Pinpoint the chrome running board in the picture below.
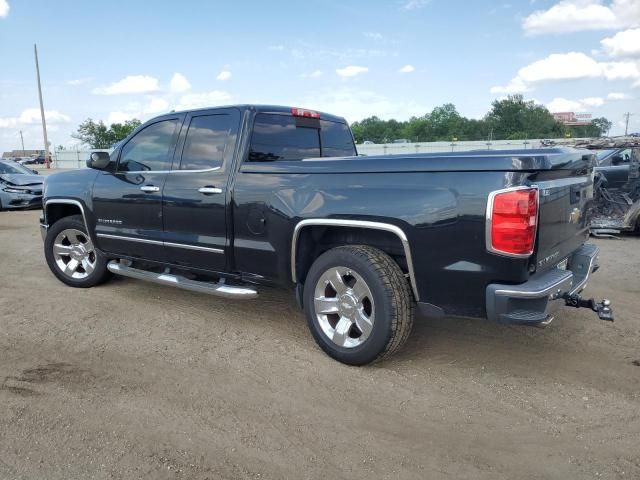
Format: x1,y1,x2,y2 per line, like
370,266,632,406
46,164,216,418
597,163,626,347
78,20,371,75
107,261,258,299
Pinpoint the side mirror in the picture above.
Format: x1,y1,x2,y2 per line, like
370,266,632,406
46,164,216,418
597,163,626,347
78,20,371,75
86,151,111,170
31,169,39,175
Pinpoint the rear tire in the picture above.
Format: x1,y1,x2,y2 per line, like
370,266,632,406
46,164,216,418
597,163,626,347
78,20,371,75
303,245,414,365
44,214,111,288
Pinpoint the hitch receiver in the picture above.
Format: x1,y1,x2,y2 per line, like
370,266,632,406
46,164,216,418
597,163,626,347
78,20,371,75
563,293,614,322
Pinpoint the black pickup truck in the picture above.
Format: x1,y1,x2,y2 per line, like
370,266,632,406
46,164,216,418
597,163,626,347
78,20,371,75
40,105,612,365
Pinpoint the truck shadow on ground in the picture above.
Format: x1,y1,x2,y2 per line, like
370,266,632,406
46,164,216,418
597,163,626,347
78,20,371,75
103,274,631,384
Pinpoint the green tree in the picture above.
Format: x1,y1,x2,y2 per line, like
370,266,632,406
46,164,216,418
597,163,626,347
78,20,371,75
591,117,612,137
485,95,564,140
429,104,465,140
565,117,612,138
350,116,387,143
72,118,141,148
404,115,432,141
349,96,611,144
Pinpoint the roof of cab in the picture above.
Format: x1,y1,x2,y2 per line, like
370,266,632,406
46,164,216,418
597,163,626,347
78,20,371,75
167,104,348,124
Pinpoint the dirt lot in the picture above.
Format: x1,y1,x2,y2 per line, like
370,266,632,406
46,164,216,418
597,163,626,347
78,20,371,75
1,209,639,480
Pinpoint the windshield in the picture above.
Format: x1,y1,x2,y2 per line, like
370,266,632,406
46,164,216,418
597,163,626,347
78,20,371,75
0,161,34,175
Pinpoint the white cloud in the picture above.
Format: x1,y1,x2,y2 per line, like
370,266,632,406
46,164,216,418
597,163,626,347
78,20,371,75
0,0,9,18
300,87,427,122
399,64,415,73
402,0,430,10
268,45,285,51
0,108,70,128
176,90,231,110
336,65,369,78
92,75,160,95
519,52,602,82
546,96,605,112
491,52,640,94
523,1,618,35
581,96,605,107
522,0,640,35
302,70,323,78
601,61,640,79
547,97,584,112
216,70,232,81
169,73,191,93
145,97,169,114
19,109,70,124
490,78,529,94
103,96,169,125
607,91,633,99
66,77,93,86
601,28,640,58
107,111,137,124
0,117,17,128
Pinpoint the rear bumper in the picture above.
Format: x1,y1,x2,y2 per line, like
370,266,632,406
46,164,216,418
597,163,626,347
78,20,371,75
486,244,599,325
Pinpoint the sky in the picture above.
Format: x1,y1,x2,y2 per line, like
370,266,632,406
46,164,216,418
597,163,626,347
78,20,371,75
0,0,639,153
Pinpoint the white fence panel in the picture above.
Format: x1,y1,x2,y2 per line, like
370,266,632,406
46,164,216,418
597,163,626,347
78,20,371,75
356,139,545,156
53,149,111,169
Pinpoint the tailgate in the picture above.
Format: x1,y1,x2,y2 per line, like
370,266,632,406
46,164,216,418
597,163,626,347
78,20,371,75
533,153,595,273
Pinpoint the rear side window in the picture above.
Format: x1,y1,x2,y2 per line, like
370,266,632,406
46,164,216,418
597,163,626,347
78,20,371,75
248,113,355,162
321,121,356,158
118,119,178,172
180,114,233,170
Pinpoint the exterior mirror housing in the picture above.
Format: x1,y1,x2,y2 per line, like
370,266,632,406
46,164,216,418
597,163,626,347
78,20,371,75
87,151,111,170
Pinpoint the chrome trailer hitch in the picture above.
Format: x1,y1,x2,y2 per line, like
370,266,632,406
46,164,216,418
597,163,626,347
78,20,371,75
563,293,614,322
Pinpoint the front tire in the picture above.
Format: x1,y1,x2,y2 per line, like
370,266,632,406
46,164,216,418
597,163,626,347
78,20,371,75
44,214,111,288
303,245,414,365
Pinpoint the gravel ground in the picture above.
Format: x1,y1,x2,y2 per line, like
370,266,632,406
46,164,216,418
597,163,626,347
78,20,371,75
1,209,639,480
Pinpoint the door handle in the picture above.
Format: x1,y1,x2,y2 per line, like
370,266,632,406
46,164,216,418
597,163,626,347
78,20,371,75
198,186,223,195
140,185,160,193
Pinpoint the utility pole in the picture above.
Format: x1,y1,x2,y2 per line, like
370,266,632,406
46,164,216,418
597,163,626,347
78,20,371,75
34,44,50,168
623,112,633,136
19,130,25,156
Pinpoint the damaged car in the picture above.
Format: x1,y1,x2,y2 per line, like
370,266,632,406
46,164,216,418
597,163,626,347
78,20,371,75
547,137,640,236
0,160,44,211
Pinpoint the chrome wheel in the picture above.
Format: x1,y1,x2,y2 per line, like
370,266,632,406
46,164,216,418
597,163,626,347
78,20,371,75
313,266,375,348
52,228,96,279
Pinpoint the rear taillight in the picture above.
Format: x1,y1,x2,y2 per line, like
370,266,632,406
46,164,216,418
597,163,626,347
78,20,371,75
291,107,320,119
486,187,539,257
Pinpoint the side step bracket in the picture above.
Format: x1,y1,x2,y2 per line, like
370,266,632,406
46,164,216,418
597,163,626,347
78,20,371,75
107,261,258,299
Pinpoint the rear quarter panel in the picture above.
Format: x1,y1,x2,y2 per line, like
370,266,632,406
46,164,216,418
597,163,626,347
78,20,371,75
232,167,532,317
